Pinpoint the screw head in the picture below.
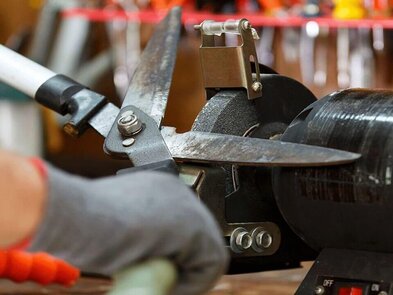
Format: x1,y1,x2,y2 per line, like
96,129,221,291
314,286,325,295
230,228,253,253
120,114,134,124
122,137,135,147
251,227,275,253
256,231,273,249
252,81,262,92
117,111,143,136
235,231,253,250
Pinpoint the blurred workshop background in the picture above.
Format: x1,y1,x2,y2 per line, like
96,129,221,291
0,1,392,293
0,0,208,177
1,0,393,177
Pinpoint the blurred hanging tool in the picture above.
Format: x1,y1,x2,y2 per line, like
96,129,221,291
304,0,328,87
74,50,113,87
282,28,300,63
282,25,300,64
255,0,283,68
333,0,365,89
373,25,385,52
32,0,112,87
367,0,389,53
299,0,321,85
350,27,375,87
370,0,390,87
300,21,319,85
106,0,142,100
29,0,77,65
281,0,302,64
350,0,374,88
333,0,371,88
336,27,350,88
47,0,94,76
313,25,328,87
257,26,275,67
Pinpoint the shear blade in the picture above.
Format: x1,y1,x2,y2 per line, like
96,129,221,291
121,6,182,127
88,7,182,138
88,102,120,138
161,128,361,167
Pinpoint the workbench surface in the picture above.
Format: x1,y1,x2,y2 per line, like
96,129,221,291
0,263,310,294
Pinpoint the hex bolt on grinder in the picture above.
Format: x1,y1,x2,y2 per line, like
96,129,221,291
1,7,393,295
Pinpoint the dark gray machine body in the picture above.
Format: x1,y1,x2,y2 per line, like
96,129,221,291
193,74,319,272
197,84,393,292
274,89,393,252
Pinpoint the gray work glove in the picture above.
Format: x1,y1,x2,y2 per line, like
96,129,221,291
29,164,228,295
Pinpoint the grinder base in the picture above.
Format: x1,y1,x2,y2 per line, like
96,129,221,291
297,248,393,295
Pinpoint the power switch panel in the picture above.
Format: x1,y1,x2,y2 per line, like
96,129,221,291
313,276,390,295
296,249,393,295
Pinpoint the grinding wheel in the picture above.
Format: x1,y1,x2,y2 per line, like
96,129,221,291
192,74,318,273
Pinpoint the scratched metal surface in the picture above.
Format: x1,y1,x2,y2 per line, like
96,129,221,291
121,7,182,127
161,127,360,167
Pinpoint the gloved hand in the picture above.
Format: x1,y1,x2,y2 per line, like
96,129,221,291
29,164,228,295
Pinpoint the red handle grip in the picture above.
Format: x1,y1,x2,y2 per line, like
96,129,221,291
0,250,80,286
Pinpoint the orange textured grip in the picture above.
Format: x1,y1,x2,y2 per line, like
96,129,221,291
0,250,80,286
30,253,58,285
4,251,33,282
54,259,80,286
